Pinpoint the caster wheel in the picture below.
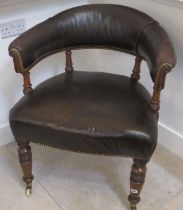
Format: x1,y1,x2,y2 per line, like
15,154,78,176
25,187,32,197
131,205,137,210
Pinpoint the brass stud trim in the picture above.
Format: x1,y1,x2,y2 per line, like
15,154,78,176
160,62,173,69
15,138,150,160
9,48,25,73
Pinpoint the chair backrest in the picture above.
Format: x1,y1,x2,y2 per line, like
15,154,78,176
9,4,176,82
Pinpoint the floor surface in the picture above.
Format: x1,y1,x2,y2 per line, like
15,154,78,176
0,142,182,210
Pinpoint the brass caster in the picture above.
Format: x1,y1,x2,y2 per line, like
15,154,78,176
25,182,32,197
130,204,137,210
25,187,32,197
23,177,33,197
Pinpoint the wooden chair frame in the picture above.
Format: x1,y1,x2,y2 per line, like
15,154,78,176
12,49,173,209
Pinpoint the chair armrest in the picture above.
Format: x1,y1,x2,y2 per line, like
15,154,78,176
137,22,176,113
137,22,176,82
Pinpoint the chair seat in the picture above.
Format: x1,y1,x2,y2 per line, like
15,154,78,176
10,71,157,159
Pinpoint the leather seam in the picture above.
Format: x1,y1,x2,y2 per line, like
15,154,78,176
9,45,138,72
10,41,173,76
15,138,150,160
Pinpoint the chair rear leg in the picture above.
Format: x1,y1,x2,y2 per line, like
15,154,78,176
17,141,34,197
128,159,148,210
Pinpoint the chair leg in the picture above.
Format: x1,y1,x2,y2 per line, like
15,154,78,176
17,141,34,197
128,159,148,210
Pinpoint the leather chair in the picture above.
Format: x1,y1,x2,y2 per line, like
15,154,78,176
8,4,176,210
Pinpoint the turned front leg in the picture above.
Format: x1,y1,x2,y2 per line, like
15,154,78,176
17,141,34,196
128,159,148,210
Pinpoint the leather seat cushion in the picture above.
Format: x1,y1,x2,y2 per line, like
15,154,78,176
10,71,158,159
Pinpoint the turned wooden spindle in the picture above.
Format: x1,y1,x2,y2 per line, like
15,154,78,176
17,141,34,196
22,72,33,95
128,159,148,210
150,63,172,114
65,50,74,73
150,70,163,113
131,57,142,81
151,91,161,114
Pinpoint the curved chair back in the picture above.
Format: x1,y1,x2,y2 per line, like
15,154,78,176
9,4,176,81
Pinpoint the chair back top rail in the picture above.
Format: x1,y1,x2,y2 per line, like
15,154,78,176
9,4,176,82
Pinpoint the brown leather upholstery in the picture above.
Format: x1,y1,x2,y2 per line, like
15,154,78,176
9,4,176,82
8,4,177,207
10,72,157,159
8,4,176,159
